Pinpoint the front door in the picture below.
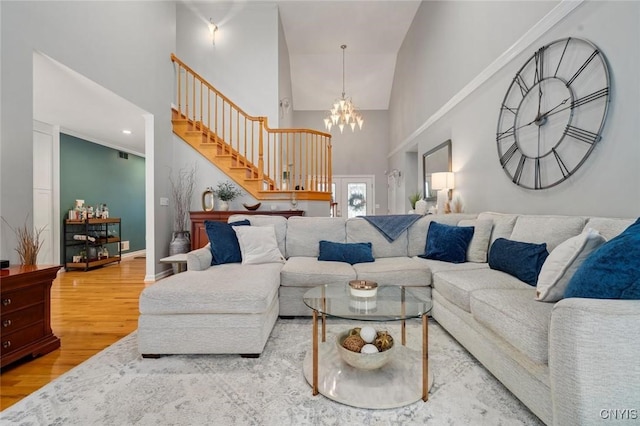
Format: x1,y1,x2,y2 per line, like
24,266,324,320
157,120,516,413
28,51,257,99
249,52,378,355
331,175,374,218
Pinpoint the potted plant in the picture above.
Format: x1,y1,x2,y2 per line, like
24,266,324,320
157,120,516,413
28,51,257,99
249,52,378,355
408,191,428,215
408,191,422,211
214,180,243,211
168,164,196,268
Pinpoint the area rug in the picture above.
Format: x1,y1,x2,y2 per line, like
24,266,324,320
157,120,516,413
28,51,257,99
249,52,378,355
1,319,542,425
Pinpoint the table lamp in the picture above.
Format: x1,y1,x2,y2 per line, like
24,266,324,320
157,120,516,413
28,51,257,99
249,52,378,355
431,172,455,215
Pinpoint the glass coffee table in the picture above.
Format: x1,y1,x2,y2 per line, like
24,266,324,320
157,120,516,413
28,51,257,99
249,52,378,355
302,283,433,409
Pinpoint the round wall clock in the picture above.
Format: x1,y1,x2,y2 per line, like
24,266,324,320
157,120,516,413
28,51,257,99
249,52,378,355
496,37,610,189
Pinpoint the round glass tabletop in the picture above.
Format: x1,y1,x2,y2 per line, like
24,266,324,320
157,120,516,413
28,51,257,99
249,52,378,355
303,283,432,322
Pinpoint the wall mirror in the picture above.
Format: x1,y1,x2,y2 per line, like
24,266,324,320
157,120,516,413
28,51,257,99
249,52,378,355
423,140,452,201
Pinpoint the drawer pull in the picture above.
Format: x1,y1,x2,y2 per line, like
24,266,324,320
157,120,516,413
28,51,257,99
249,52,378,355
2,319,11,327
2,298,11,306
2,341,10,349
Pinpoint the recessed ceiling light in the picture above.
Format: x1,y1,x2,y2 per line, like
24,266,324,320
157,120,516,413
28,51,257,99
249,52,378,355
122,129,132,135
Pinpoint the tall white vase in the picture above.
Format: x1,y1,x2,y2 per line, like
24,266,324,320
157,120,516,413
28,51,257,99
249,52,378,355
218,200,229,211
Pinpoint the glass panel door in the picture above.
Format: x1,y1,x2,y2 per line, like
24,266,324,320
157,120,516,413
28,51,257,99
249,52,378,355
332,175,374,217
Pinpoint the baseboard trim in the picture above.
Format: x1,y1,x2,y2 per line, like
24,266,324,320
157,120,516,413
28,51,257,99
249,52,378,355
144,267,172,283
121,249,145,260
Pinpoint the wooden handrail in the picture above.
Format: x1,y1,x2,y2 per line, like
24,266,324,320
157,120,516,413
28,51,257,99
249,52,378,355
171,53,261,121
171,53,332,198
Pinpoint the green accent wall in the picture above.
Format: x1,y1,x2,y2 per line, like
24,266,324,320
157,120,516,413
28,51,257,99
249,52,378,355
60,134,145,262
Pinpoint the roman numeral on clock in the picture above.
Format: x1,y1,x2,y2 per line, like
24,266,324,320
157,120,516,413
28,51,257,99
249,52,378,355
514,74,529,97
564,125,600,144
552,148,570,178
500,142,519,166
533,47,545,85
567,50,598,87
512,155,526,184
571,87,609,109
534,158,541,189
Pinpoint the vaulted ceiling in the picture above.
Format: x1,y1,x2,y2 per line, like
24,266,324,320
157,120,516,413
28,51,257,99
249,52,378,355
33,1,421,154
278,0,421,111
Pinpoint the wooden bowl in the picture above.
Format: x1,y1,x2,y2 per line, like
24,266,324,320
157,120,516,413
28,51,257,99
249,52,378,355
242,202,261,211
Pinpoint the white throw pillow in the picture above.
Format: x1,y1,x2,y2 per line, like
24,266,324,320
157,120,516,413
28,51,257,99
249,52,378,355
536,228,606,302
233,225,285,265
458,219,493,263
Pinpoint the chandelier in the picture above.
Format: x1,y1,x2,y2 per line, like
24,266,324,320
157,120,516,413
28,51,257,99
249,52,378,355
324,44,364,133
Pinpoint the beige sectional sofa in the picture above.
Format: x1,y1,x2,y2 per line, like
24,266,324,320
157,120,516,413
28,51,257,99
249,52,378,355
138,212,640,425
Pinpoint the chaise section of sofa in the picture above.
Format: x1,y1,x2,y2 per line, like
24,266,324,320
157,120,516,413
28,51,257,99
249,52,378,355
138,215,288,357
138,264,281,356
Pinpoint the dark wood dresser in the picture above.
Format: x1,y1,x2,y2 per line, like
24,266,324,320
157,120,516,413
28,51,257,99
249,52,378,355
0,265,61,368
190,210,305,250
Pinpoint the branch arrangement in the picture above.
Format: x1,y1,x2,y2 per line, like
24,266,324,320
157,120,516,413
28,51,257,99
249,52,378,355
2,215,45,265
169,164,197,232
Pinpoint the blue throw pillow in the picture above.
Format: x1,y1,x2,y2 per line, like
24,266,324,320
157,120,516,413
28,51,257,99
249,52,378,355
318,240,374,265
419,222,474,264
488,238,549,286
204,219,251,265
564,218,640,299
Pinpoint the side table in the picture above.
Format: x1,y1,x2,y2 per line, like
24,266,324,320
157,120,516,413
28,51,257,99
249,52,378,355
160,253,188,273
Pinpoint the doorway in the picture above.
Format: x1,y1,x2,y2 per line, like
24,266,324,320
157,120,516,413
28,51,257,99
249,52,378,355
331,175,375,218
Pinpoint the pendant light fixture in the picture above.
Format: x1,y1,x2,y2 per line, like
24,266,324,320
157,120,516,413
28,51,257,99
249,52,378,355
324,44,364,133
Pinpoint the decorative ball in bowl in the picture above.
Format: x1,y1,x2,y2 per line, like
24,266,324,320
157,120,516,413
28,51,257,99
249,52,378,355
336,327,395,370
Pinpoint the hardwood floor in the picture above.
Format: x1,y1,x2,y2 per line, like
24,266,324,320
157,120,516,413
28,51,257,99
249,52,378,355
1,258,151,410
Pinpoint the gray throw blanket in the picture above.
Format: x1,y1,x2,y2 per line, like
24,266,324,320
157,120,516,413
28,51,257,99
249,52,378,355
361,214,422,242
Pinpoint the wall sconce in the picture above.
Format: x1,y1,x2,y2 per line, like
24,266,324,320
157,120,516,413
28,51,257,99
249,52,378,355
431,172,455,214
279,98,291,118
208,18,218,45
385,169,402,187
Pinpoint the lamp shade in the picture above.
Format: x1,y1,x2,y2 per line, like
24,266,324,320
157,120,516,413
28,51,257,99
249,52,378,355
431,172,455,190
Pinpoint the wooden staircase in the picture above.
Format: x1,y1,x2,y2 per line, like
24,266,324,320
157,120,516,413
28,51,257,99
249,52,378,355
171,54,332,201
172,108,277,196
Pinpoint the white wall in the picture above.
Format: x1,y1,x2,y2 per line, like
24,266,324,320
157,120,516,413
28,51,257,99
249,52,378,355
277,12,294,129
390,1,640,218
176,2,280,127
293,110,390,215
390,1,558,148
0,1,176,272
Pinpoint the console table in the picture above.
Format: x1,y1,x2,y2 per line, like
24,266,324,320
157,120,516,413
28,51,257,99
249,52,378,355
0,265,61,368
190,210,304,250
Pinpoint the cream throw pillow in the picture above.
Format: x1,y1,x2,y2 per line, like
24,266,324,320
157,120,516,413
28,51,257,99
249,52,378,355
458,219,493,263
233,225,285,265
536,228,606,302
